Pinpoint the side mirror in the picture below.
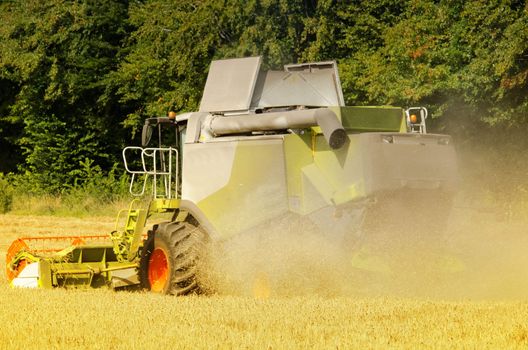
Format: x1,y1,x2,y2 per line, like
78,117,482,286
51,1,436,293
141,124,154,147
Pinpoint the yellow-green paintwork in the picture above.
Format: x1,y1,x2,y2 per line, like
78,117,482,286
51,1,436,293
9,105,459,288
189,106,410,240
195,139,288,237
11,197,178,289
330,106,404,132
281,107,404,215
149,198,181,212
282,132,313,210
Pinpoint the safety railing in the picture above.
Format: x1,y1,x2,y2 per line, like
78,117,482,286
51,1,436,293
122,146,179,199
405,107,428,134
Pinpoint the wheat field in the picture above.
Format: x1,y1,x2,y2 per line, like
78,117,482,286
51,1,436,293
1,214,528,349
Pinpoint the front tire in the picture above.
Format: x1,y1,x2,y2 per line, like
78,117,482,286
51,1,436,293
140,221,207,295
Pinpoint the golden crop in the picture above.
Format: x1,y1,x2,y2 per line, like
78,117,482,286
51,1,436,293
1,214,527,349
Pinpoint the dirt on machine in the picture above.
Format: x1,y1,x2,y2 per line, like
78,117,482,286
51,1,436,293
5,57,458,294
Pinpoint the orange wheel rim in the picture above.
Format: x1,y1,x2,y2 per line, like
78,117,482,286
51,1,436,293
148,248,169,292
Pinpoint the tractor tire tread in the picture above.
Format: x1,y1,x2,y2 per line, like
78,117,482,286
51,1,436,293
140,220,207,295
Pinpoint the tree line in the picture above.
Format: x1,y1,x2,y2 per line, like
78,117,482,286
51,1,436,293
0,0,527,193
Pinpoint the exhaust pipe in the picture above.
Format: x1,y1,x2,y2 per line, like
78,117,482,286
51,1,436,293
207,108,347,149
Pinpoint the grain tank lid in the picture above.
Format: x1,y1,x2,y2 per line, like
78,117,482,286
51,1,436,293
199,56,262,113
251,61,345,109
199,57,345,113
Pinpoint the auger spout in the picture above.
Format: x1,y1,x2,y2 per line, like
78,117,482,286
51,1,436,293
207,108,347,149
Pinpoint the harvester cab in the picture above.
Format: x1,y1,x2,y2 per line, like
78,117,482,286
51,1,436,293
141,114,182,148
6,56,458,294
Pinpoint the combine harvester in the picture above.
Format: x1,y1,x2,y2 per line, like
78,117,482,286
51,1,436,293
6,57,457,293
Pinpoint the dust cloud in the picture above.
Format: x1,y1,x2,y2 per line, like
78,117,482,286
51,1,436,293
201,204,528,300
200,147,528,301
203,222,360,298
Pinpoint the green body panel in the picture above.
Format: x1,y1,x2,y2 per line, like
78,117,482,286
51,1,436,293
282,132,315,214
187,107,398,237
282,131,366,214
193,139,289,237
38,260,52,288
330,106,405,132
313,134,366,205
187,131,368,239
150,198,180,213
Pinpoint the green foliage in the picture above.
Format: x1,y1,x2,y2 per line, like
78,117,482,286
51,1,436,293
1,0,528,199
114,0,330,133
68,158,130,201
338,0,528,126
6,165,130,216
0,0,131,191
0,174,13,214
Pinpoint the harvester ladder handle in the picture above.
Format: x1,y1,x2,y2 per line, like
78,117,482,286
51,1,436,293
141,147,178,199
142,148,158,198
114,199,140,231
122,146,179,199
159,144,169,198
123,147,149,196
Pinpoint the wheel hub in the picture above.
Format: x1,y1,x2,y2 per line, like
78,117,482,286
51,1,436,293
148,247,169,292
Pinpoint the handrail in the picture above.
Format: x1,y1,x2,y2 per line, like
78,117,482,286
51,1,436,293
122,146,179,199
